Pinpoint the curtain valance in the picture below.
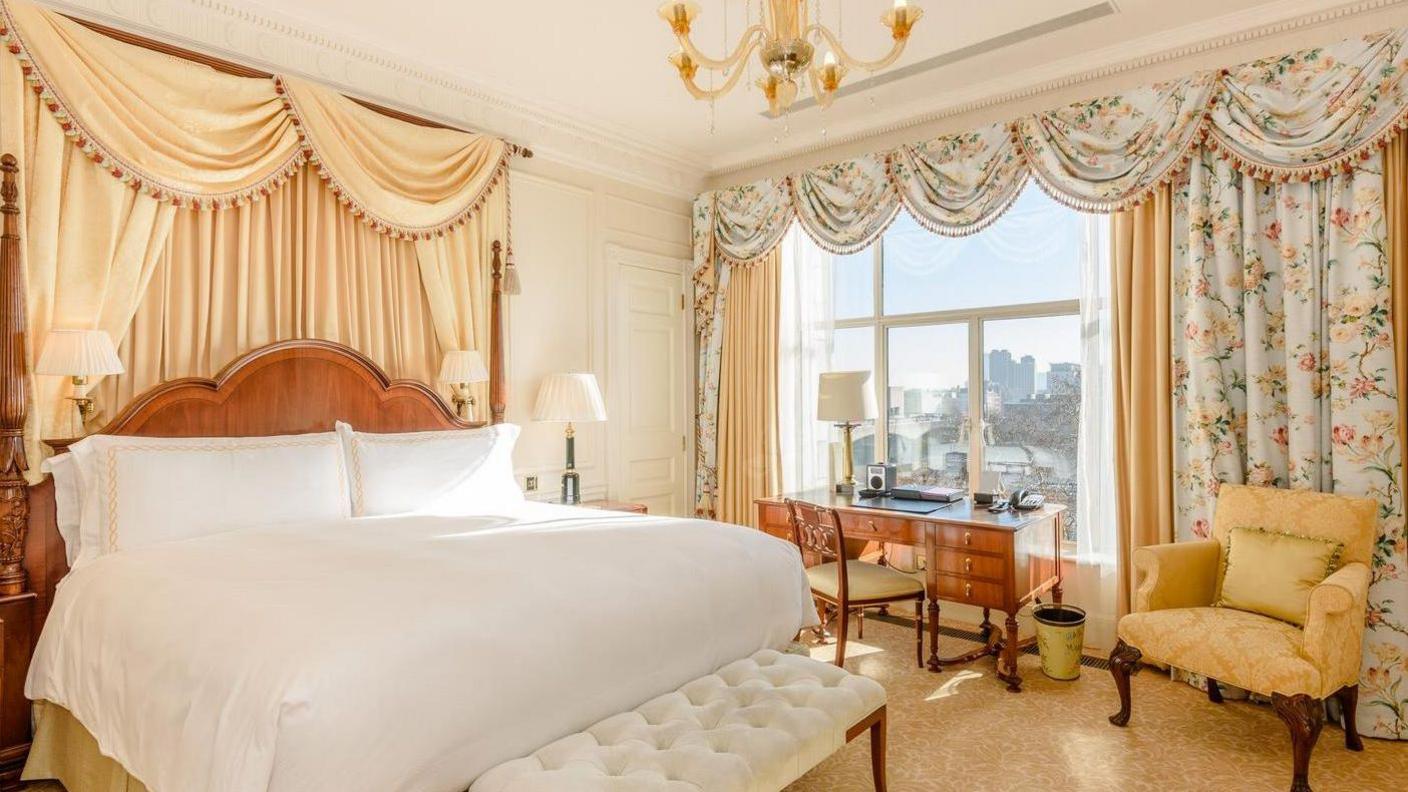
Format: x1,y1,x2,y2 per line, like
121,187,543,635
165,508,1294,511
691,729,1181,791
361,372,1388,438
696,27,1408,269
0,0,510,238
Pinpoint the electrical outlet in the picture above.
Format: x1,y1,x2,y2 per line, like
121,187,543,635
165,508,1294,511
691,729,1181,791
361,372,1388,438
525,475,538,492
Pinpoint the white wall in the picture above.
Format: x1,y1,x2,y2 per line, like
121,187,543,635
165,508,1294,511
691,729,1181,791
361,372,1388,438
506,157,693,504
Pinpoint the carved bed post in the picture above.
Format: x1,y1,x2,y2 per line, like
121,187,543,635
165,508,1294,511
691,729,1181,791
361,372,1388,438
489,241,506,425
0,154,29,596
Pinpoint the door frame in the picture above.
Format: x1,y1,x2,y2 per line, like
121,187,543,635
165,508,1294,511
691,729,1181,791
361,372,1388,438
604,244,692,513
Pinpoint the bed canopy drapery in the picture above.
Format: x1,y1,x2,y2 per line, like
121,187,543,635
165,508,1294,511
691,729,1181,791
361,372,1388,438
0,0,527,476
694,25,1408,741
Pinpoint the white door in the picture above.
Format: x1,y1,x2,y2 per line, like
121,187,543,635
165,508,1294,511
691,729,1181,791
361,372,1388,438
608,254,688,516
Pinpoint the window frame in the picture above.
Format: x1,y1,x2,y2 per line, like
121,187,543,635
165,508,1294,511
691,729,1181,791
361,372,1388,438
835,238,1081,490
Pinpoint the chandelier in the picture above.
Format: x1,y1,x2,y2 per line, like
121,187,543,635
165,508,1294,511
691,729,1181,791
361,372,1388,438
658,1,923,116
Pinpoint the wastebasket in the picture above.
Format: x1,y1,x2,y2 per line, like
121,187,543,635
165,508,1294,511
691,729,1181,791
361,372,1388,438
1033,603,1086,681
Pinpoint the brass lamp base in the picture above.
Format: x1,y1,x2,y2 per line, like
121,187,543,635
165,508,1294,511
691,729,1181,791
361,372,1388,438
834,421,859,494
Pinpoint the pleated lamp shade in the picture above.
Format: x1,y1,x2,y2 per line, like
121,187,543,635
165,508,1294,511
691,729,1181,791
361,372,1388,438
533,373,607,422
437,350,488,384
36,329,124,377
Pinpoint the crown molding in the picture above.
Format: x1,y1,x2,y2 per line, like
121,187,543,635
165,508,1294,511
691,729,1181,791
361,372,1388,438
710,0,1408,177
35,0,711,199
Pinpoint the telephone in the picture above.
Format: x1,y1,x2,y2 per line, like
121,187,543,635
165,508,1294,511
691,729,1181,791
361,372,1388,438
1006,488,1046,511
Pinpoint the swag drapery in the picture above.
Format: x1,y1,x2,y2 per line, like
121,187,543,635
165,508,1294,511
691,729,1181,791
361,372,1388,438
696,26,1408,739
0,0,514,470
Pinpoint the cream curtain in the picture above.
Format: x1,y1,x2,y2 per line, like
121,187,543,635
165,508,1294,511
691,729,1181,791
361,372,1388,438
1388,135,1408,473
716,249,781,527
96,165,443,416
1,48,175,475
412,184,505,415
281,76,508,236
1110,185,1175,615
2,0,301,204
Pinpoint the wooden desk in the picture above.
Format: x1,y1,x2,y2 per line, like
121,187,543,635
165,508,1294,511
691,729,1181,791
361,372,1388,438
756,490,1064,692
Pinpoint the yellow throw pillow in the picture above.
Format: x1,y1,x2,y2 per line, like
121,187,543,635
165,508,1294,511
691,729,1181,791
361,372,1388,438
1217,527,1343,627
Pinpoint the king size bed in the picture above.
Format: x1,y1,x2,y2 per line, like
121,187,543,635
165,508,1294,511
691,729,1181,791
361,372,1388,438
0,163,816,792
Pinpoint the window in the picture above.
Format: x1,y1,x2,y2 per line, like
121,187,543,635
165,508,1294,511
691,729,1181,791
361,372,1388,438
830,185,1096,542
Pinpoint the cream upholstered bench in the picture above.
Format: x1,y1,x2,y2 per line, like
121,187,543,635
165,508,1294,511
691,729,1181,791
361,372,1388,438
470,649,888,792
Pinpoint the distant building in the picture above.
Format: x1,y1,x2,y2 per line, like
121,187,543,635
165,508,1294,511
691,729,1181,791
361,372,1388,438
986,349,1036,401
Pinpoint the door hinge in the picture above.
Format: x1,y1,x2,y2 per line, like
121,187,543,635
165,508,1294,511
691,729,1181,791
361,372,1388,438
680,293,686,311
681,435,687,451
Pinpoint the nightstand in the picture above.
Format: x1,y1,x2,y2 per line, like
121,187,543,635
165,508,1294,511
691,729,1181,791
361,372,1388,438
575,500,648,514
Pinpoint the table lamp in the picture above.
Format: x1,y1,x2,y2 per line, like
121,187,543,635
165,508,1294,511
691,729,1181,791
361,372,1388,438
817,370,877,494
533,372,607,504
36,329,125,430
438,350,489,420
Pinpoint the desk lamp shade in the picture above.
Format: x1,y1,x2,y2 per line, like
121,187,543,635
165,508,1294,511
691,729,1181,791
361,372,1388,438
817,371,875,493
533,373,606,504
438,350,488,420
817,371,877,422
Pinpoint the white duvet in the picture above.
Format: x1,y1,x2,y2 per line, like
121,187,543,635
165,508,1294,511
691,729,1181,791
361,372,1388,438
26,503,816,792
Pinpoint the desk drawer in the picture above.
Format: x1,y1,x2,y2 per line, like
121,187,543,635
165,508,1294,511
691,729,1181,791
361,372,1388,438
935,573,1007,610
755,502,793,542
930,550,1006,581
839,511,924,544
932,523,1008,555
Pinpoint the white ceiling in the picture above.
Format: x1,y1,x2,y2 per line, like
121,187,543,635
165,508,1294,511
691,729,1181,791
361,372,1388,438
234,0,1336,171
46,0,1408,193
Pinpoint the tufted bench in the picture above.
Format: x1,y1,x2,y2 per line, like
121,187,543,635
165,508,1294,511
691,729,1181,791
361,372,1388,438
470,649,888,792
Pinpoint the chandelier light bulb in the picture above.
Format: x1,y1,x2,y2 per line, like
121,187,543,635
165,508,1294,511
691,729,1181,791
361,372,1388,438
823,50,838,67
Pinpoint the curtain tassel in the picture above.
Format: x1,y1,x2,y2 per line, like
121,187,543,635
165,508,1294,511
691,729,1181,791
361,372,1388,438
503,248,522,295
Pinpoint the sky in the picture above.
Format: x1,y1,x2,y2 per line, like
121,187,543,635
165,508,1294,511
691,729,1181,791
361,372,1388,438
827,185,1093,390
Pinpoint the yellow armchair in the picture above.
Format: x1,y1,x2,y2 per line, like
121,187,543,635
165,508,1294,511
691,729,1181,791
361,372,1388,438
1108,484,1378,792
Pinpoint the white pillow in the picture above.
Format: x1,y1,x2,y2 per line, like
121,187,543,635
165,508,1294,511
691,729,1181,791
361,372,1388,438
39,452,84,566
67,432,350,566
336,422,522,516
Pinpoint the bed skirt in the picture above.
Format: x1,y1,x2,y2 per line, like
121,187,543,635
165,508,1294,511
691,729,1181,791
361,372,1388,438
22,700,150,792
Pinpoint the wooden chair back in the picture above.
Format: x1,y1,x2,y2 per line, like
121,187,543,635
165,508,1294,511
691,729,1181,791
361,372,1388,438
784,498,848,602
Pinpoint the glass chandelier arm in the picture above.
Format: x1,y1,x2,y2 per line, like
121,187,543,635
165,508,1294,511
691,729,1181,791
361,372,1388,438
677,52,755,100
675,24,766,71
807,24,907,72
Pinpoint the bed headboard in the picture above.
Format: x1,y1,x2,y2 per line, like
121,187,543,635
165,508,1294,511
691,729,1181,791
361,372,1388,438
0,152,510,631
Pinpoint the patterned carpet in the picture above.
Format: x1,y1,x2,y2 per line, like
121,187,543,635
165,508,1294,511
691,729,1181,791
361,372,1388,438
786,616,1408,792
25,616,1408,791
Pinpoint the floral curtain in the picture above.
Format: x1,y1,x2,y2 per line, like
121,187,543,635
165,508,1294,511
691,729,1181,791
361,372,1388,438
1170,150,1407,739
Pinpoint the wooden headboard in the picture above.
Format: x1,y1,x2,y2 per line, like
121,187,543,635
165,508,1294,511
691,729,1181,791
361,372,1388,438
0,153,511,632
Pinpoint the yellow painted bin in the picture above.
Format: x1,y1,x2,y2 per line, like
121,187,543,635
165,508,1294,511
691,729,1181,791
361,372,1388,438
1033,603,1086,681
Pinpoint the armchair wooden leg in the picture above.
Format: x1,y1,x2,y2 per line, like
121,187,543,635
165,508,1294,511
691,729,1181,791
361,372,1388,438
857,607,864,639
1108,639,1141,727
1206,677,1224,704
1272,692,1324,792
1332,685,1364,752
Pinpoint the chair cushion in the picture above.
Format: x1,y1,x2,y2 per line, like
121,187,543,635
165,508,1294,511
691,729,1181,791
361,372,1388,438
1119,607,1323,697
806,561,924,601
469,649,887,792
1218,527,1342,626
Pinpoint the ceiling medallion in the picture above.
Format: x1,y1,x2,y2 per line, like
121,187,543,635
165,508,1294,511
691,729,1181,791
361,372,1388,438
659,1,923,116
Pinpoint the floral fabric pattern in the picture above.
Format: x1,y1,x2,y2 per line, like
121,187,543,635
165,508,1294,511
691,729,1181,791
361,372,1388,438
793,154,899,254
892,124,1027,236
1210,28,1408,180
1171,149,1408,739
714,180,794,264
1017,74,1217,211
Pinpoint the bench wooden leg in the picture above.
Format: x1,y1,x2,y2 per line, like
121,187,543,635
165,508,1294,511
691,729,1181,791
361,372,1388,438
846,705,887,792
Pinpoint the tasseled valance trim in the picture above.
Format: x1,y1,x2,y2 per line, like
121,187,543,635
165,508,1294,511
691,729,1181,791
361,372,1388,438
274,76,513,241
0,3,514,236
